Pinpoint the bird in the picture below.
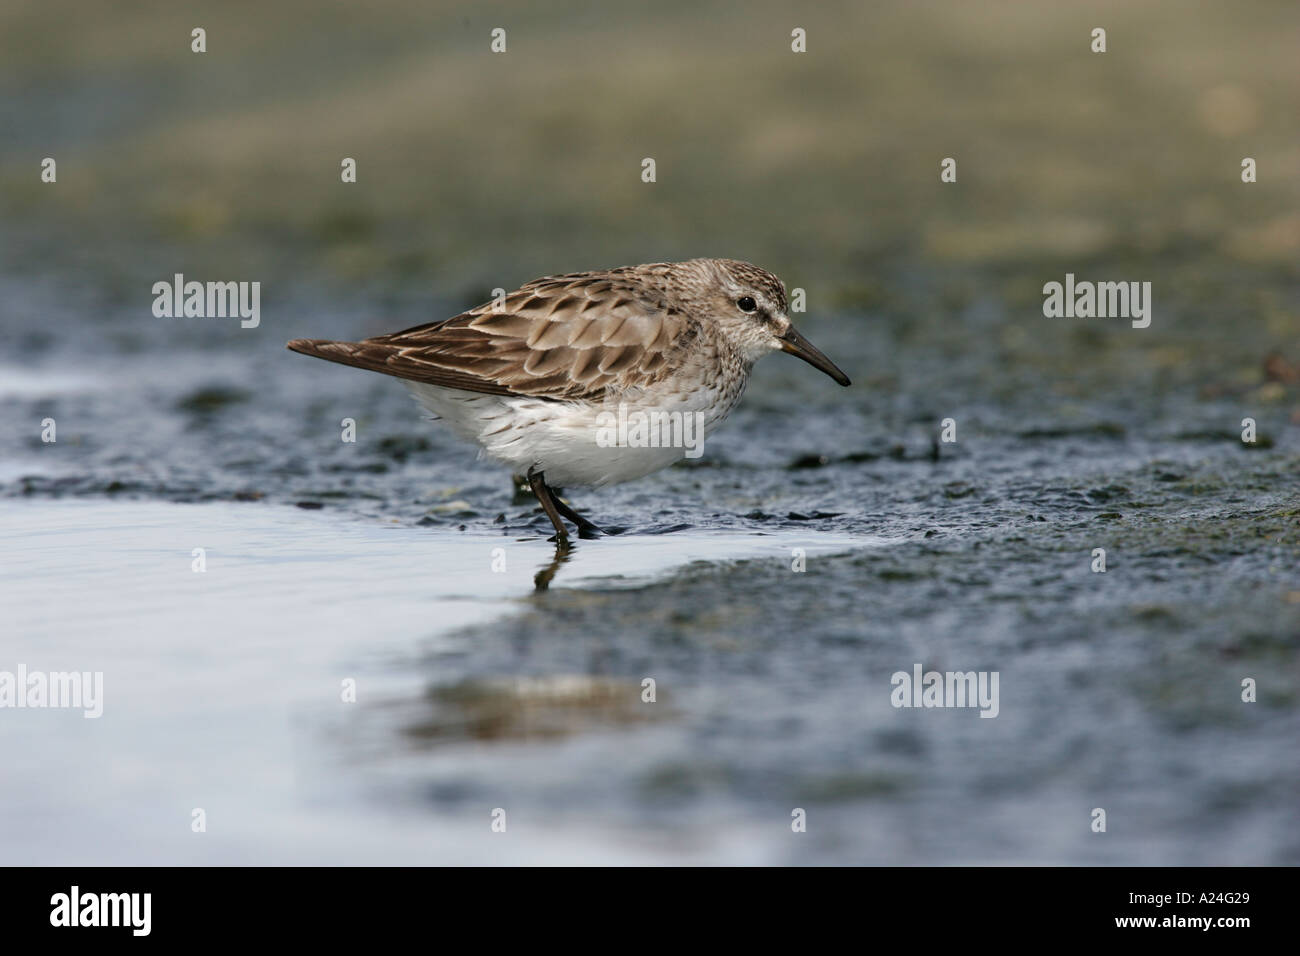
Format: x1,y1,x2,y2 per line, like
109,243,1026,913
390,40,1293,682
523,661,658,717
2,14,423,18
287,258,850,542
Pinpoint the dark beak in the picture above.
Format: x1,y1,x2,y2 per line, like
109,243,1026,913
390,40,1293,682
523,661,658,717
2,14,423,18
779,325,851,386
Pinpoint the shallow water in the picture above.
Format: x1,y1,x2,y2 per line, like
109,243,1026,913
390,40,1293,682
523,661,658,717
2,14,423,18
0,500,886,864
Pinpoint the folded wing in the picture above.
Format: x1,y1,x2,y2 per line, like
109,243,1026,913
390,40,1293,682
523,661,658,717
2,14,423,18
287,270,691,400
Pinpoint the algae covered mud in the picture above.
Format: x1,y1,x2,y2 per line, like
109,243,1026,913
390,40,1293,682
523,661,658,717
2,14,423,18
2,254,1296,864
1,0,1298,864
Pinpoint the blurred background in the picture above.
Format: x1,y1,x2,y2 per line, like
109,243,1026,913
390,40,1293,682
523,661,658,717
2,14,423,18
1,0,1297,865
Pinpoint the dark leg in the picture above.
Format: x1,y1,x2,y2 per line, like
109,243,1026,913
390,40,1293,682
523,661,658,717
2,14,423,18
526,468,570,542
551,496,604,540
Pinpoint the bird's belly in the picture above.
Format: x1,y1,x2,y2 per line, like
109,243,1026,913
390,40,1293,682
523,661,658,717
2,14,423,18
403,381,742,487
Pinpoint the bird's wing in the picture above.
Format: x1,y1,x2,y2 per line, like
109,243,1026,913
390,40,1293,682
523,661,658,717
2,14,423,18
287,271,693,400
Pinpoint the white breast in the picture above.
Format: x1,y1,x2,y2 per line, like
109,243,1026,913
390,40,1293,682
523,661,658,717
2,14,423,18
402,380,746,487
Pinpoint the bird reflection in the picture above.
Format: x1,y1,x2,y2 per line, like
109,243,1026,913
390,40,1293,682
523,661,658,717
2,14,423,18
533,538,574,591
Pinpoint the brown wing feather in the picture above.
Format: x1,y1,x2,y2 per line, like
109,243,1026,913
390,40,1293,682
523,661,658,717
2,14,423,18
287,270,693,400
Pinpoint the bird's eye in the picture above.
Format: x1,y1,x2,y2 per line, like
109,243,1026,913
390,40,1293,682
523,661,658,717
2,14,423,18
737,296,757,313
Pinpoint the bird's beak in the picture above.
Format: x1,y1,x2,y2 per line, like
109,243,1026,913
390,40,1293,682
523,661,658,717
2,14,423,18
778,325,851,386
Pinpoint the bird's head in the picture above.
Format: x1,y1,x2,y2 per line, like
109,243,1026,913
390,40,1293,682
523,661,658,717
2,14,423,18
681,258,851,386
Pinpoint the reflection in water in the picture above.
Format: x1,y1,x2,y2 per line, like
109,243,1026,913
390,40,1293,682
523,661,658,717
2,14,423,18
533,538,574,590
401,676,670,746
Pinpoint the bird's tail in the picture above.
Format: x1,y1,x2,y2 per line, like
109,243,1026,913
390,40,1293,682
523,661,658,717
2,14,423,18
288,338,360,364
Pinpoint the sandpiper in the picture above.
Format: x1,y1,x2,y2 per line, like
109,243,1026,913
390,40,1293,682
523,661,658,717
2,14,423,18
288,258,850,541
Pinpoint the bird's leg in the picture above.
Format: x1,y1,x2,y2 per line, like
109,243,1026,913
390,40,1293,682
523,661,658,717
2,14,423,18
551,496,605,540
526,468,570,542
